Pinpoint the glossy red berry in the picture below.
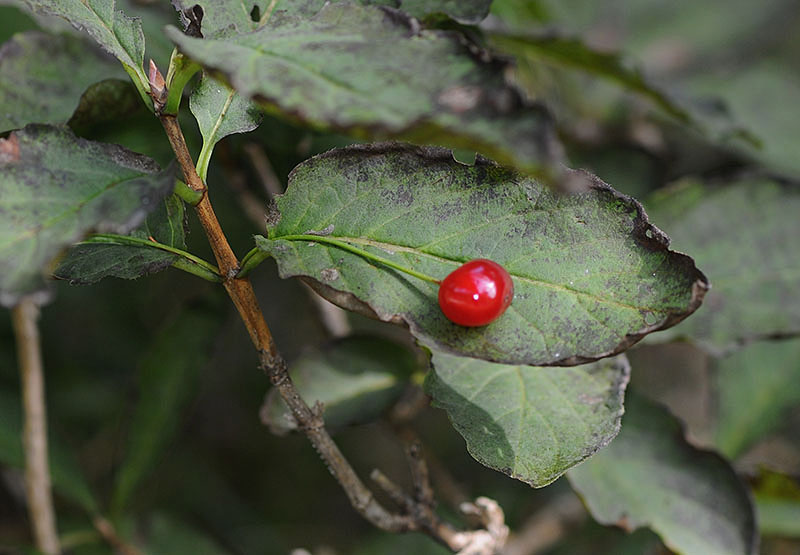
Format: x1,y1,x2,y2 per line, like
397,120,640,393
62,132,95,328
438,259,514,327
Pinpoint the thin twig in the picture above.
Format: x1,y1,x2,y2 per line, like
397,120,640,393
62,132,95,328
93,516,143,555
502,494,586,555
158,113,412,532
243,142,283,199
158,106,507,551
12,298,59,555
219,141,352,339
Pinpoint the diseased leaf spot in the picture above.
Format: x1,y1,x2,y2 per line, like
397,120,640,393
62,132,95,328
0,135,20,164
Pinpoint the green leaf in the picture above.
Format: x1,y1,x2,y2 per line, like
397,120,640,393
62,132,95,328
190,76,262,145
190,75,262,180
487,32,692,125
256,143,708,366
53,193,188,284
686,62,800,176
262,335,416,434
165,2,560,176
20,0,150,101
567,393,758,555
752,470,800,538
756,497,800,538
0,389,99,513
0,124,174,306
111,305,223,516
0,31,129,133
425,349,629,486
645,178,800,351
713,338,800,458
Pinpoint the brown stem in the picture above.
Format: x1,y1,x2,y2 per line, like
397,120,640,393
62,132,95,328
157,112,507,552
158,114,413,533
12,298,60,555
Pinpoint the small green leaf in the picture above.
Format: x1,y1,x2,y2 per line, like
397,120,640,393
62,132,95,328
166,2,560,176
111,305,223,516
20,0,150,102
425,349,629,486
257,144,707,367
262,335,416,434
567,393,758,555
0,390,99,513
0,124,174,306
54,194,192,284
0,31,128,133
191,75,262,180
645,178,800,351
714,338,800,459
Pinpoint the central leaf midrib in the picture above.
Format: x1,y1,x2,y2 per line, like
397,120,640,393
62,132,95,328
275,233,651,313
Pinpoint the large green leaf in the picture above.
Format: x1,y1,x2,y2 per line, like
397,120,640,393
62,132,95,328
0,389,98,513
425,349,629,486
20,0,149,99
111,305,223,515
262,335,417,435
256,144,707,366
53,193,188,285
645,178,800,351
714,338,800,459
0,31,128,133
0,124,174,306
487,32,691,126
567,393,758,555
165,2,560,176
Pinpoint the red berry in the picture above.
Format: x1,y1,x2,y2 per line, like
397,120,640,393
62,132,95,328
438,259,514,327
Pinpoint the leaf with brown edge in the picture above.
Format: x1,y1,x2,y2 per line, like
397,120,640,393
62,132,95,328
256,143,708,367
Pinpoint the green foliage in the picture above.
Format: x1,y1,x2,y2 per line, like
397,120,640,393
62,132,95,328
54,194,190,285
568,393,758,555
257,144,706,366
0,31,128,132
0,124,174,305
425,350,629,486
1,0,798,552
646,178,800,351
713,338,800,458
21,0,150,102
166,2,559,175
262,335,417,434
